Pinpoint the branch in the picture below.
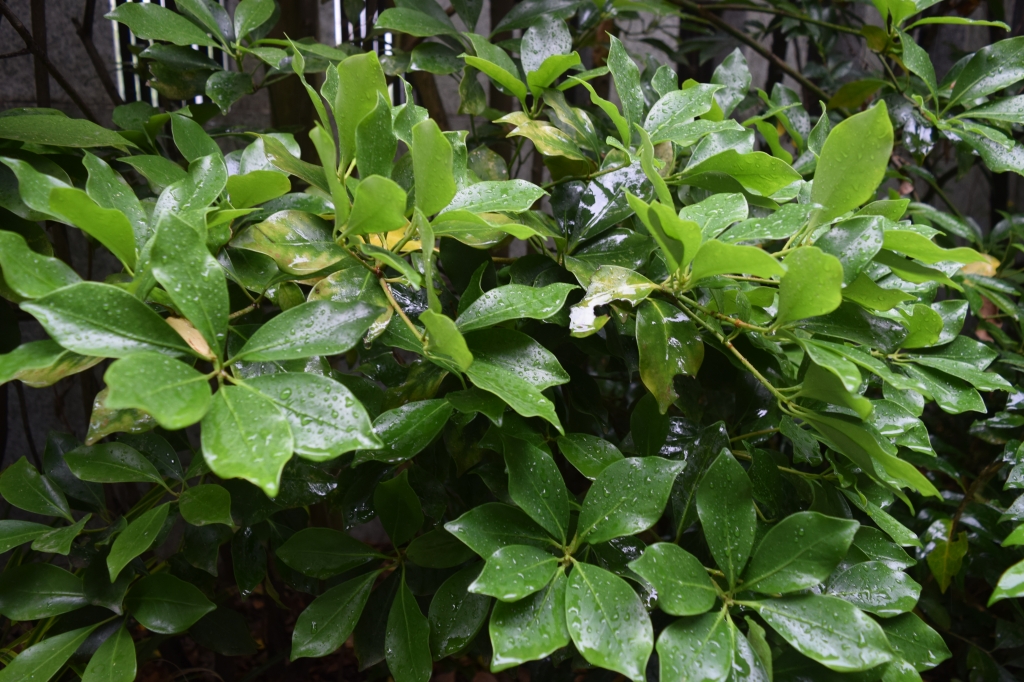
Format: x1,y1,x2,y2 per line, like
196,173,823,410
674,0,831,104
72,0,123,106
0,0,98,121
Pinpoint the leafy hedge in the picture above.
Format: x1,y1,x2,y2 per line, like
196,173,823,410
1,0,1024,680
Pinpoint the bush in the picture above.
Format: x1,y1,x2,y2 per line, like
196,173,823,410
1,0,1024,680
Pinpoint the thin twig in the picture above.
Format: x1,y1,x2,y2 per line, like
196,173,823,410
0,0,98,121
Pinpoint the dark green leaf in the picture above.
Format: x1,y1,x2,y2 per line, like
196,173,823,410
489,570,570,671
385,577,433,682
657,610,733,682
636,299,704,413
445,502,555,558
0,457,73,521
0,624,99,682
235,301,382,361
375,469,425,546
0,563,86,620
696,450,756,588
178,485,234,527
557,433,623,480
358,399,452,464
276,528,379,579
827,561,921,616
81,626,136,682
103,353,212,430
125,573,215,634
107,503,170,580
291,571,378,659
628,543,717,616
470,545,559,601
578,457,684,545
429,563,491,659
65,443,166,488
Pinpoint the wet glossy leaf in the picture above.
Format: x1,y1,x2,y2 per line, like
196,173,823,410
879,613,951,671
107,503,170,580
569,265,657,337
557,433,623,480
814,216,886,285
776,247,844,326
0,340,101,388
22,282,192,358
226,170,290,209
235,301,382,361
689,240,784,283
358,399,452,464
628,543,717,616
657,610,733,682
926,529,968,593
375,469,425,546
65,442,166,488
0,457,73,521
0,563,86,620
230,210,349,276
0,520,50,554
276,527,379,579
949,36,1024,106
470,545,559,601
456,283,575,333
445,503,554,558
578,457,684,545
125,573,215,634
442,180,545,215
504,437,569,543
684,150,802,197
200,386,293,497
103,353,211,430
637,299,704,413
566,562,653,682
827,561,921,616
249,372,380,460
81,626,136,682
0,624,99,682
385,577,433,682
420,310,473,371
336,51,390,170
179,484,234,527
291,570,378,659
810,103,893,224
747,595,892,672
465,329,569,431
413,119,456,216
429,563,490,659
489,569,569,671
0,229,79,298
347,175,407,237
743,512,859,594
106,2,219,46
696,451,756,587
0,114,134,149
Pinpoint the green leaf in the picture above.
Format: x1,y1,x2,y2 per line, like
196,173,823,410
179,484,234,527
205,71,253,112
645,84,722,142
230,210,349,276
504,437,569,543
125,573,215,634
413,119,457,216
0,624,99,682
357,399,452,464
742,511,860,594
636,299,704,413
683,150,802,197
814,216,886,285
442,180,545,215
810,102,893,225
0,563,86,620
375,470,425,546
346,175,408,236
336,51,390,171
360,244,423,286
0,457,72,521
65,442,167,488
456,283,576,332
657,610,733,682
277,527,379,579
489,570,570,671
844,273,915,311
291,570,378,659
0,229,79,298
747,595,892,672
578,456,684,545
827,561,921,616
557,433,623,480
565,562,653,682
628,543,717,616
107,503,170,581
569,265,658,337
257,135,329,193
22,282,192,358
429,564,491,659
689,240,784,283
249,372,380,460
38,182,137,267
926,529,968,593
103,353,211,430
421,310,474,371
897,29,937,100
200,386,293,497
799,362,873,420
776,247,844,326
0,340,100,389
0,115,133,150
234,0,274,38
883,229,985,265
386,577,433,682
607,36,644,136
407,529,476,568
81,626,136,682
106,3,218,46
30,514,89,555
880,614,951,671
465,329,569,431
375,6,460,37
898,303,944,349
0,520,50,553
470,545,559,601
445,503,554,558
949,37,1024,107
226,170,290,209
235,301,381,361
696,450,756,587
521,16,570,74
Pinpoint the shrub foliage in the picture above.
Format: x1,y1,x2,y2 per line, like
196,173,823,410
1,0,1024,680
